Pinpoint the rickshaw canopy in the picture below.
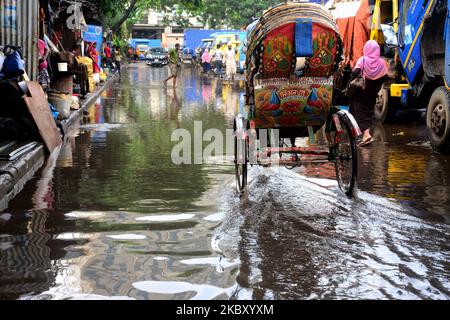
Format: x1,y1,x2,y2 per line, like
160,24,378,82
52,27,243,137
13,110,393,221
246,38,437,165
244,2,343,129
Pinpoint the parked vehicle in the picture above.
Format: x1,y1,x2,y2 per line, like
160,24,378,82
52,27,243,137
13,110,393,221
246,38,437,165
367,0,450,152
209,31,247,73
182,29,222,62
181,47,194,64
397,0,450,152
145,47,168,67
129,39,162,60
368,0,408,123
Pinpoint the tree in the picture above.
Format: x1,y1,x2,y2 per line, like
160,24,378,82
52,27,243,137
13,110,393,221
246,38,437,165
188,0,277,29
89,0,272,35
90,0,202,35
111,0,139,33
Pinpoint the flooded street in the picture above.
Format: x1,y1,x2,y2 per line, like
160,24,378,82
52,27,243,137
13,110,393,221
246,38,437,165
0,63,449,300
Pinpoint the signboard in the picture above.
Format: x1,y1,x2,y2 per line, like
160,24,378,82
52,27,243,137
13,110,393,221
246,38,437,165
83,24,103,69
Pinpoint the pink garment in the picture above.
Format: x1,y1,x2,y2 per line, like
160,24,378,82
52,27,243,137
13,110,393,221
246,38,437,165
38,39,48,70
355,40,387,80
202,50,212,64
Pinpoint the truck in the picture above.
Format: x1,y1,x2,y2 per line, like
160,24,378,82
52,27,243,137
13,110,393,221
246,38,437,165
129,39,162,60
210,31,247,73
397,0,450,152
356,0,449,152
182,29,222,63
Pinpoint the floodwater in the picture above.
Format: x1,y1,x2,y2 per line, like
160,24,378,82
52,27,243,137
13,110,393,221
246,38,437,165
0,63,449,300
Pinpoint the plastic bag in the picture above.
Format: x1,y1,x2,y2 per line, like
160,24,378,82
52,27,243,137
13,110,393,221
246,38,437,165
3,46,25,78
48,103,59,121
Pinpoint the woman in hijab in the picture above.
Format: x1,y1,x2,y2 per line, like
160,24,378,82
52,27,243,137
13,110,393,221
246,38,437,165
201,49,212,73
349,40,387,146
38,38,50,89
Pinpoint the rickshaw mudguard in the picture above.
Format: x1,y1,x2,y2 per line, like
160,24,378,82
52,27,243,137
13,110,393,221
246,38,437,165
234,114,248,140
335,110,362,138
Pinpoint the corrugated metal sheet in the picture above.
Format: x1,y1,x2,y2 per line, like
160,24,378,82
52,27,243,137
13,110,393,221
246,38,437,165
1,0,39,80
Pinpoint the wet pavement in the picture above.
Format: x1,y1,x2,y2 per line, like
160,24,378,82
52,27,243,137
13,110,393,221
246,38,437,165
0,63,449,300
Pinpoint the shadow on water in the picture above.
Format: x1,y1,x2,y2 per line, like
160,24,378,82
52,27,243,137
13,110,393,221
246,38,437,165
0,63,449,299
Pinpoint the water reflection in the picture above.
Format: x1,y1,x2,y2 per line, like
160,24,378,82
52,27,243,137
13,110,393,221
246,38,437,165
1,63,237,299
0,63,449,300
356,124,450,222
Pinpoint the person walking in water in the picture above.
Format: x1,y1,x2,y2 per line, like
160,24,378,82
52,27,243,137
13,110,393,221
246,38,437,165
349,40,387,146
114,46,122,79
164,43,181,88
224,43,237,81
213,44,224,77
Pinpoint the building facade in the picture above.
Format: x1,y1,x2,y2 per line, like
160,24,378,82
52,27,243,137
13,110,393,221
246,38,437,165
131,7,204,48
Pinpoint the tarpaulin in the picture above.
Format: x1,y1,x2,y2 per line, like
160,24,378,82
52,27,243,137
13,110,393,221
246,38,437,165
335,0,371,68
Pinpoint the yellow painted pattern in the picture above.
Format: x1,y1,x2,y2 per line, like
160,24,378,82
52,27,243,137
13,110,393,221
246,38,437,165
404,0,435,67
390,83,410,97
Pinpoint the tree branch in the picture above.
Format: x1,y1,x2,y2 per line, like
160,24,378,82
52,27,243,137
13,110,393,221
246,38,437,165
111,0,138,33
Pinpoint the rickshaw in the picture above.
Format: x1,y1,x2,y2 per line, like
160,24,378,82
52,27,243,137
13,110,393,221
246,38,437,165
234,2,361,197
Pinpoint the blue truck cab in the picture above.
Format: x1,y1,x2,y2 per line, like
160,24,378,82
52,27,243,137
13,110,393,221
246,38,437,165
398,0,450,152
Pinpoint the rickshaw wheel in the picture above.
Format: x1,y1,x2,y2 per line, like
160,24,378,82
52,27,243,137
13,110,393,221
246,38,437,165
234,117,248,194
334,116,357,197
234,135,248,194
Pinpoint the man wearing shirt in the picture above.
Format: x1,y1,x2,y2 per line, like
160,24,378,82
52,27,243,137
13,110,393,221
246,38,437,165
104,44,113,70
164,43,181,88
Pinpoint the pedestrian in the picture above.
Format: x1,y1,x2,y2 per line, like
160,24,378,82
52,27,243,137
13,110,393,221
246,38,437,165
213,45,224,76
134,47,139,61
164,43,182,88
127,47,134,61
37,38,50,89
349,40,387,146
224,43,237,81
201,49,212,73
87,41,101,74
114,47,122,78
104,43,113,70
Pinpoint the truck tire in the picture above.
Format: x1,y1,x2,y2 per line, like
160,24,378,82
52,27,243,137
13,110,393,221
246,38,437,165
374,87,389,123
426,87,450,154
374,87,397,124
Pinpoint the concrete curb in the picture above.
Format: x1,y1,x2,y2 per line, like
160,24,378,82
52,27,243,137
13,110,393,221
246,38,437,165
0,145,45,211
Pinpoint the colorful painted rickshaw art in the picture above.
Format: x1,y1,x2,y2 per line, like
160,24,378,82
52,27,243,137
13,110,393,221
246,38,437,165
234,2,361,197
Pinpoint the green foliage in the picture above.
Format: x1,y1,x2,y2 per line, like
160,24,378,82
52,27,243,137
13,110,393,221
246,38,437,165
192,0,278,29
94,0,276,31
112,35,127,49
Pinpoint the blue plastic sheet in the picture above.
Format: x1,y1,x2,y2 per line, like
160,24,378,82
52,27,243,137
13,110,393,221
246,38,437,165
295,19,313,57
